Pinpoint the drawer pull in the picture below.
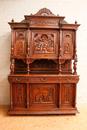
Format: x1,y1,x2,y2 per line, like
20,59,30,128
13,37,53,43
40,77,47,82
15,78,20,82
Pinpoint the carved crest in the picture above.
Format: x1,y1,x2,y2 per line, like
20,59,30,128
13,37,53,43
34,8,55,16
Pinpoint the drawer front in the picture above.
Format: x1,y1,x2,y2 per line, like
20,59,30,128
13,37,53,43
8,75,79,83
29,77,58,83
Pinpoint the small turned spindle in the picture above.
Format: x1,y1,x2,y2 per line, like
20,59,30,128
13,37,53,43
10,59,15,74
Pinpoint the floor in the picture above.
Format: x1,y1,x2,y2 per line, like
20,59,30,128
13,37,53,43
0,105,87,130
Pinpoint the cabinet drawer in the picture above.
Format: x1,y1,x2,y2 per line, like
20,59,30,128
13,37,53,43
29,77,58,83
8,75,79,83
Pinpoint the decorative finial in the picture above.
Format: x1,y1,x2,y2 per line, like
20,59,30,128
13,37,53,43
75,21,77,24
11,19,14,23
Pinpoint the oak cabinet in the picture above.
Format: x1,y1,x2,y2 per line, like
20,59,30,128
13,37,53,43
8,8,80,115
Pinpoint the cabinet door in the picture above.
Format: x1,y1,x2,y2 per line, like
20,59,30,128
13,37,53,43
60,83,75,108
29,30,59,59
62,30,74,59
13,30,27,59
29,83,59,111
12,83,27,109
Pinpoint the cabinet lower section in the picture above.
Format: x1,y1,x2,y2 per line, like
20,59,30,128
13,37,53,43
8,74,79,115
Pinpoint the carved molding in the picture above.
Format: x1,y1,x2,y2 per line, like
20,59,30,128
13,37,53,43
8,75,79,83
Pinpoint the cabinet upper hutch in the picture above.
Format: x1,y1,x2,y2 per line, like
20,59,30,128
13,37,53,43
8,8,80,115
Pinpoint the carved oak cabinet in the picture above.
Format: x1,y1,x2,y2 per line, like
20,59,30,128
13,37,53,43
8,8,80,115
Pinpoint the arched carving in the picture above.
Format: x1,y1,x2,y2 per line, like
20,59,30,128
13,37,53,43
34,8,55,16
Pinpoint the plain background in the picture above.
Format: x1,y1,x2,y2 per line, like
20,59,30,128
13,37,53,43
0,0,86,105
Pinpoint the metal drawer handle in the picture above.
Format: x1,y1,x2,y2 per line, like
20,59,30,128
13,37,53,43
40,77,47,82
15,78,20,82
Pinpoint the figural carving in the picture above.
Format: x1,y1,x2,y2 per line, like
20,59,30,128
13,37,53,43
33,33,54,54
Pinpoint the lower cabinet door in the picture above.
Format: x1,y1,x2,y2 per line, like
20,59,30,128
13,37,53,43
29,83,59,111
12,83,27,109
60,83,76,108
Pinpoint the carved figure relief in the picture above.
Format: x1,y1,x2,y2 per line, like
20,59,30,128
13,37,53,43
63,31,73,58
33,33,54,54
30,84,55,104
14,32,26,58
13,84,26,107
61,84,74,106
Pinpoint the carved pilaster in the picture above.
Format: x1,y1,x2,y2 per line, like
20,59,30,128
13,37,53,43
73,54,77,75
73,30,77,75
59,28,62,74
27,29,30,74
11,29,14,57
10,84,13,110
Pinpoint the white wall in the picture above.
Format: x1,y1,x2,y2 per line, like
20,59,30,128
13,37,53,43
0,0,86,105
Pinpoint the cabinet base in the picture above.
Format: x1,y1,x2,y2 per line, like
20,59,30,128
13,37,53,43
8,108,78,115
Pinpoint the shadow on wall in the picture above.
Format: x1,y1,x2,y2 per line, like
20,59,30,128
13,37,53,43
0,32,11,105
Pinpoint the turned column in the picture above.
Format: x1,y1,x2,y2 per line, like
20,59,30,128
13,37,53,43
27,29,30,74
59,24,62,74
73,22,78,75
10,24,15,74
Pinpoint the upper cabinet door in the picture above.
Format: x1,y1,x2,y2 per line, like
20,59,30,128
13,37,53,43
62,30,74,59
13,30,27,59
29,29,59,59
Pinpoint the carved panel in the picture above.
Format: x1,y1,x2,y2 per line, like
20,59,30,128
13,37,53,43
62,31,74,59
14,31,26,58
30,30,59,58
30,84,56,105
33,33,54,53
12,83,26,108
61,84,75,107
30,20,58,26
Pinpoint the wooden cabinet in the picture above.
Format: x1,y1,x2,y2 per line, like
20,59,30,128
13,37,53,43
8,8,80,115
